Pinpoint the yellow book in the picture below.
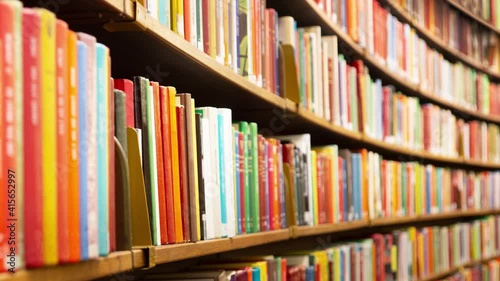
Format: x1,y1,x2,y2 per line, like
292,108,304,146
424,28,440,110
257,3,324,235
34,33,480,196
334,248,340,281
191,98,201,240
167,86,183,242
209,0,216,58
171,0,184,36
417,232,424,277
223,0,229,66
311,150,318,225
38,8,58,265
312,251,328,281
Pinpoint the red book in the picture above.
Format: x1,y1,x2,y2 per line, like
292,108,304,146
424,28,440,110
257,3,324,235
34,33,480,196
422,105,431,151
55,19,70,262
325,156,333,224
114,79,134,127
184,0,191,42
372,234,385,281
351,60,365,132
238,132,246,234
176,105,190,241
258,135,268,231
268,139,276,230
152,82,168,245
381,161,387,217
254,0,261,86
202,0,210,55
264,10,272,92
159,86,176,243
274,140,282,230
338,157,344,223
22,9,43,268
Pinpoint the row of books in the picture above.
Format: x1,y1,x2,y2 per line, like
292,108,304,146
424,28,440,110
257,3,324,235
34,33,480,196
137,217,500,281
446,0,500,29
140,0,500,121
142,0,281,95
442,258,500,281
395,0,499,70
312,0,500,114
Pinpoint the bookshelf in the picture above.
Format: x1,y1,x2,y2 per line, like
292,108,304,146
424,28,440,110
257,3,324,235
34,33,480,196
4,0,500,280
447,0,500,35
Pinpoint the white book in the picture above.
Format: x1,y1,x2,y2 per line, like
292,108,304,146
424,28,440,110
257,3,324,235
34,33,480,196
366,0,374,55
275,134,312,225
218,108,235,237
199,117,215,240
339,57,348,128
216,0,224,64
148,0,159,19
304,27,323,118
77,32,99,258
190,0,197,45
196,0,204,50
278,16,296,47
148,86,161,246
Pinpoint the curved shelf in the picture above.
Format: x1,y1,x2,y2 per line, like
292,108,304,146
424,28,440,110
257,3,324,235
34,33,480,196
446,0,500,35
267,0,500,124
380,0,500,80
3,211,499,281
418,255,500,281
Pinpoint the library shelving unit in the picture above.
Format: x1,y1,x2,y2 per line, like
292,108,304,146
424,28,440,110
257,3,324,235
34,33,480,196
3,0,500,280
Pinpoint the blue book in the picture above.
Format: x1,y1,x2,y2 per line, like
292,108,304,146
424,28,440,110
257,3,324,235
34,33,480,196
218,112,227,237
252,267,260,281
305,266,314,281
342,160,348,221
158,0,167,25
95,43,110,256
340,248,345,280
425,167,431,214
77,41,89,260
234,130,242,234
352,154,360,221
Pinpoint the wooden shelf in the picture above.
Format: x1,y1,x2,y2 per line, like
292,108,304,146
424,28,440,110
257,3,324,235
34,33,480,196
418,255,500,281
2,211,500,281
447,0,500,35
380,0,500,80
154,229,290,264
0,250,145,281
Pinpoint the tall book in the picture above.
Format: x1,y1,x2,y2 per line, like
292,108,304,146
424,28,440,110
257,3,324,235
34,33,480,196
22,8,43,268
56,19,70,262
77,32,99,259
96,43,111,254
176,102,190,241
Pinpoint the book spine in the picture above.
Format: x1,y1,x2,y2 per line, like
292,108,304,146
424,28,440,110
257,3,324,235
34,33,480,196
96,43,110,254
238,131,246,233
176,104,190,241
40,9,59,264
160,87,176,243
22,9,43,268
217,112,228,237
56,19,70,262
250,123,259,233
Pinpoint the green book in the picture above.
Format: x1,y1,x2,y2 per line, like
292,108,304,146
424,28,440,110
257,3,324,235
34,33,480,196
235,121,252,232
250,122,260,233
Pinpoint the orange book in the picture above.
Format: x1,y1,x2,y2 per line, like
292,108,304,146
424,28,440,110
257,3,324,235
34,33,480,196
168,86,184,242
428,228,434,274
253,0,261,86
184,0,190,42
66,30,81,262
347,0,358,42
151,81,168,245
55,19,70,262
159,86,176,243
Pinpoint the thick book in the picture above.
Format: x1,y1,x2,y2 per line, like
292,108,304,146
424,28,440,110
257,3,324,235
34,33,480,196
159,86,176,243
151,82,168,245
178,94,202,241
22,8,43,268
96,43,111,255
77,31,99,259
176,103,190,241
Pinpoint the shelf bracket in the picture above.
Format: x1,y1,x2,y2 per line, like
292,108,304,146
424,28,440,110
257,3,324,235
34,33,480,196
104,1,148,32
134,246,156,270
